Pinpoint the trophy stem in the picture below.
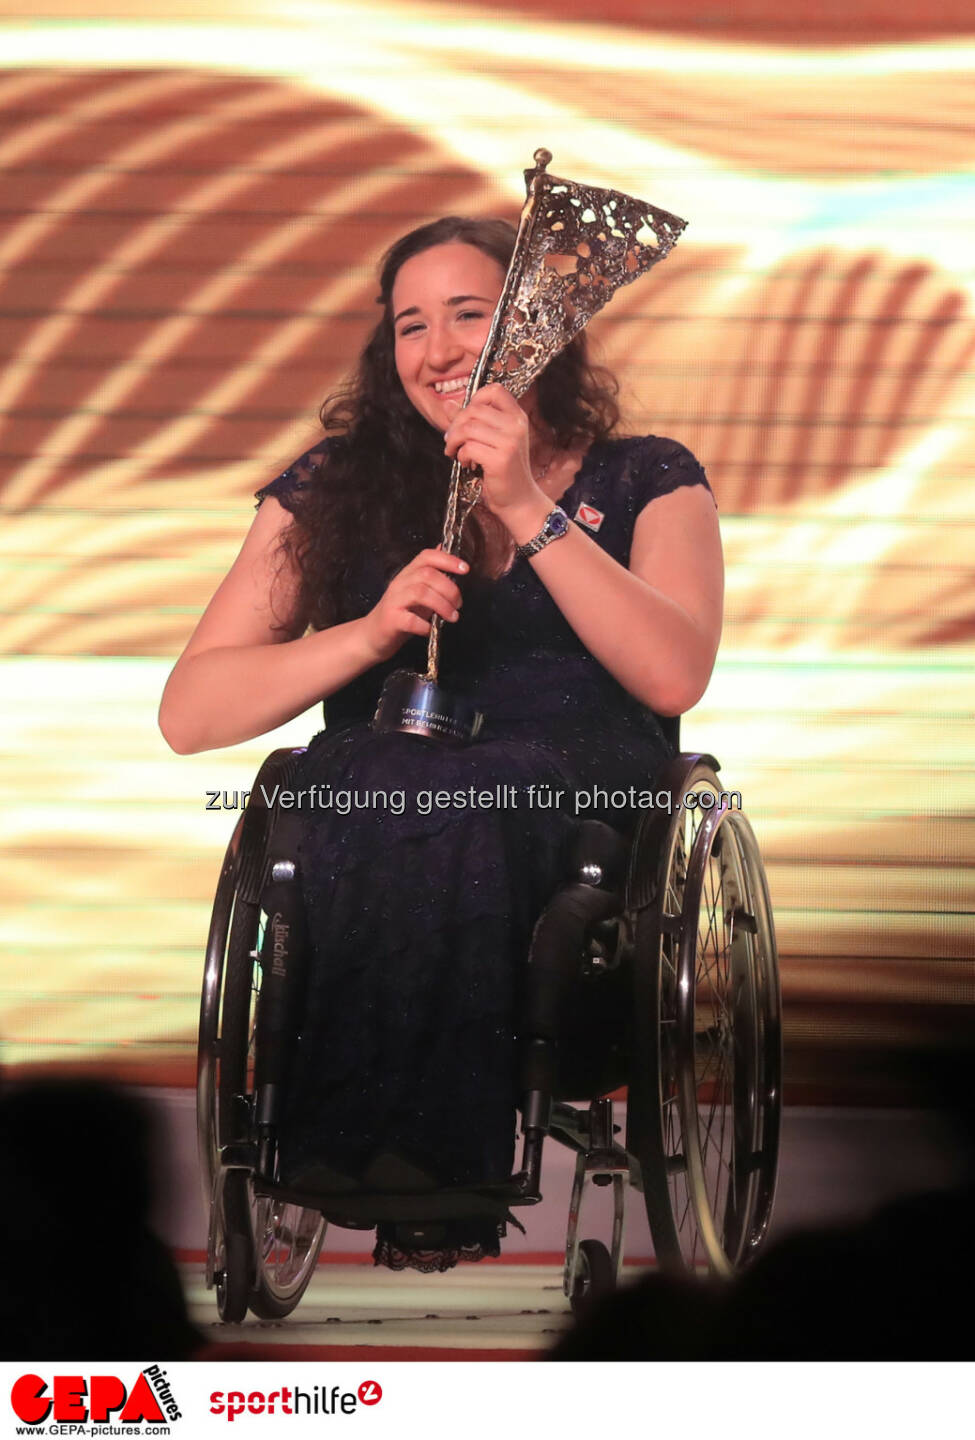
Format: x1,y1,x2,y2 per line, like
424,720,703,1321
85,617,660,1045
423,150,554,687
425,457,477,682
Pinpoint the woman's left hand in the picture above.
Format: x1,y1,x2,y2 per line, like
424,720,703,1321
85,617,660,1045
443,384,544,518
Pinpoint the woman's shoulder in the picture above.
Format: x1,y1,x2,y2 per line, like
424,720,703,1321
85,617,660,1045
254,435,343,513
590,433,715,510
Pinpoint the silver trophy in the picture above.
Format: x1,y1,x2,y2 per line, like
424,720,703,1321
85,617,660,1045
372,148,687,742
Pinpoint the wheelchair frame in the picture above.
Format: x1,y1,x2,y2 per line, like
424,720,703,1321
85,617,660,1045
197,736,781,1322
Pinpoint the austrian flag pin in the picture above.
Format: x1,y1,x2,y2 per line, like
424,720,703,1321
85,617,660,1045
574,501,605,532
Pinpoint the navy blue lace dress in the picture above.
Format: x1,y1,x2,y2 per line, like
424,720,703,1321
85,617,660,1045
254,435,712,1241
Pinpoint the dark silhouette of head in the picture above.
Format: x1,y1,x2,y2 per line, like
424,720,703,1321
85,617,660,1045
0,1078,201,1359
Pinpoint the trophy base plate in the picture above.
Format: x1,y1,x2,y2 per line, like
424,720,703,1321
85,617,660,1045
371,669,484,744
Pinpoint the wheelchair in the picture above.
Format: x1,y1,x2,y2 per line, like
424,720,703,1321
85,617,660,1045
197,721,781,1322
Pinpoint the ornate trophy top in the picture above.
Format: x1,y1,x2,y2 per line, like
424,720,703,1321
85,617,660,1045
464,148,687,405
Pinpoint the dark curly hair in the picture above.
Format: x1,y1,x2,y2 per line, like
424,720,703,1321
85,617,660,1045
279,215,621,629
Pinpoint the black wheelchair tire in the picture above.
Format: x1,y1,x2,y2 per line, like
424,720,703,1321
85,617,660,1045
216,1228,251,1325
570,1238,616,1316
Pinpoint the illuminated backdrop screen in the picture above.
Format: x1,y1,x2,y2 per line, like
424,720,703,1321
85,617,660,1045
1,0,973,1099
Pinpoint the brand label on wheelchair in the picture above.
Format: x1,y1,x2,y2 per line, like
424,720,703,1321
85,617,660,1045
269,912,290,977
10,1366,181,1432
204,784,742,816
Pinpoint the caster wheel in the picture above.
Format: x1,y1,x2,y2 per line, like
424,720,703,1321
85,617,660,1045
216,1231,251,1323
570,1238,616,1316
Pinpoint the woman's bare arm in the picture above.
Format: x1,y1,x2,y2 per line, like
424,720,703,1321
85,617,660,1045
159,496,470,754
158,497,377,753
445,390,723,716
509,482,724,716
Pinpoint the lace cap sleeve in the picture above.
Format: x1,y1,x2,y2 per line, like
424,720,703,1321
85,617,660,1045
254,444,328,512
626,435,716,511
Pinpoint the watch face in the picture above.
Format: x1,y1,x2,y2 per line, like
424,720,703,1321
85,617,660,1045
549,510,570,537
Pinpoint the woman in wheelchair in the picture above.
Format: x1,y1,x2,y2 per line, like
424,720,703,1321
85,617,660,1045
160,216,724,1274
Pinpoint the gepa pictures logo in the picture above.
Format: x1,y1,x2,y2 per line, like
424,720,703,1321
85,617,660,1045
11,1365,181,1431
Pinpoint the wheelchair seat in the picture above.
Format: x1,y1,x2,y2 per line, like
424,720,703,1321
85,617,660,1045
197,733,781,1321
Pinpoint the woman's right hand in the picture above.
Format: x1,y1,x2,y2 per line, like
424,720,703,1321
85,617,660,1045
361,547,469,663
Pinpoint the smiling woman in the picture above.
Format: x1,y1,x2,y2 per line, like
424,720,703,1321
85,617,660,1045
158,213,722,1271
391,245,502,430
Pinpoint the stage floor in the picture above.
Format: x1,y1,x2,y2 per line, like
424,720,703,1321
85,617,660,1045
186,1258,584,1360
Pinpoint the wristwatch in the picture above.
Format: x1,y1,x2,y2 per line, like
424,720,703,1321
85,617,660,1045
515,505,571,559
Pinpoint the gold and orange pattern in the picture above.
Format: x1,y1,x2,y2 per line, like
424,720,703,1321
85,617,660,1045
1,0,973,1098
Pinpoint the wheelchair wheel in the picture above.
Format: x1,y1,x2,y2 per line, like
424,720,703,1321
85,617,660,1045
215,1228,251,1325
570,1239,616,1316
626,760,781,1277
224,1171,327,1322
197,758,327,1321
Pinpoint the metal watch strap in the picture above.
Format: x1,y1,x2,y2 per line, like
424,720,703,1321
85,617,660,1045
515,505,571,559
